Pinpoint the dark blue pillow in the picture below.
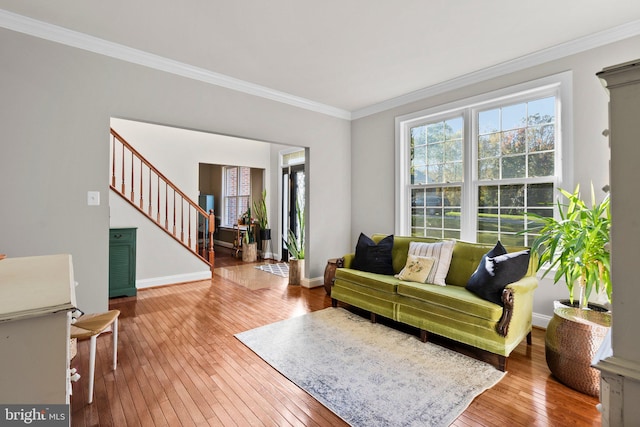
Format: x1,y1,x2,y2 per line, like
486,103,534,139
352,233,394,275
465,241,530,306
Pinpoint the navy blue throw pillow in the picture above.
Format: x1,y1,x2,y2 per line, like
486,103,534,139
351,233,395,275
466,241,530,306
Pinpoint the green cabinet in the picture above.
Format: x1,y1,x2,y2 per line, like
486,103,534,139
109,228,137,298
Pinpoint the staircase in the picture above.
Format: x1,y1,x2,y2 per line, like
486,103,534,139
109,128,214,274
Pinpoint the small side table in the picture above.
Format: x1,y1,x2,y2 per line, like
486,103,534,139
323,257,344,296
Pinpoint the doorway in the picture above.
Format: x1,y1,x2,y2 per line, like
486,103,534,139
282,162,305,261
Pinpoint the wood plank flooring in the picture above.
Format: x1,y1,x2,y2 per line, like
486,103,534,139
70,248,602,426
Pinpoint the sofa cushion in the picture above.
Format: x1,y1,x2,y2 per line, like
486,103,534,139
397,281,503,322
396,254,436,283
399,240,455,286
466,248,531,305
335,268,401,294
351,233,394,275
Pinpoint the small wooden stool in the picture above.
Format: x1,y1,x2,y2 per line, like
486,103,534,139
71,309,120,404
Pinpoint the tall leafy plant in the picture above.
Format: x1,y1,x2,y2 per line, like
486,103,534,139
284,198,305,260
253,189,269,230
527,184,611,309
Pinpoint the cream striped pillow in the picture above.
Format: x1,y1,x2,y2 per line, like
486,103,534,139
401,240,455,286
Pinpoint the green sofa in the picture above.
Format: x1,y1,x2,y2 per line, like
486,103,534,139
331,234,538,371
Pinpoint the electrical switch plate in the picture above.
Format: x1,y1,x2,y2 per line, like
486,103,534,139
87,191,100,206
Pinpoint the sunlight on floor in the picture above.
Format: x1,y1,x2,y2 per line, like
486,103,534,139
215,263,288,290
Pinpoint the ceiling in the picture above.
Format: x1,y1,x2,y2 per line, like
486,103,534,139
2,1,640,116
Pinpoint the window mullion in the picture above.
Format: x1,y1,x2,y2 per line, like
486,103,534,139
460,109,475,242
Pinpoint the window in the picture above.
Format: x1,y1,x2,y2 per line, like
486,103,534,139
397,73,571,245
410,117,463,239
224,166,251,226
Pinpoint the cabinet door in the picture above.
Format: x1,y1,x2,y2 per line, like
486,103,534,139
109,228,137,297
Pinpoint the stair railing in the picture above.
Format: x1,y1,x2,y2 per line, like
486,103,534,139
110,128,214,271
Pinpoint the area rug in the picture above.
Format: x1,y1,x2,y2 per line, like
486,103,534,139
255,262,289,277
235,307,505,427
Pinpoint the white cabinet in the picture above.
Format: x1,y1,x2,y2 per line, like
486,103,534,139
0,254,77,404
596,60,640,427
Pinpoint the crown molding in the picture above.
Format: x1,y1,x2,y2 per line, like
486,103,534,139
0,9,352,121
3,8,640,122
352,19,640,120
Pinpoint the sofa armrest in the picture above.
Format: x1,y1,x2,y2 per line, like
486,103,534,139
341,253,355,269
505,275,538,294
496,276,538,337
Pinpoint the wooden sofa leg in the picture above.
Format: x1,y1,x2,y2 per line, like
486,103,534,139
527,331,532,345
331,298,337,308
420,329,428,343
370,312,377,323
497,355,507,372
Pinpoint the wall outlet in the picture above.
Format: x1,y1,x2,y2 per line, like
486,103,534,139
87,191,100,206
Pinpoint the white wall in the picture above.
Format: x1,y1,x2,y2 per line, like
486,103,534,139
0,28,352,314
109,195,212,286
351,35,640,323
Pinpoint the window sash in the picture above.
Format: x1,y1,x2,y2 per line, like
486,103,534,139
223,166,251,226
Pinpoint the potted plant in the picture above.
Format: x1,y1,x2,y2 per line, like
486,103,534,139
284,199,305,285
526,184,611,396
241,207,257,262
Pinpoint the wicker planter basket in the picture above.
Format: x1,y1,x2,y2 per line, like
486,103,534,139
545,306,611,396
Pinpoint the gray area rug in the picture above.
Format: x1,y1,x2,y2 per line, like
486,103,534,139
255,262,289,277
235,307,505,427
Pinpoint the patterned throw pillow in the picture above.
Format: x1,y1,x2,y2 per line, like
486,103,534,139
397,240,455,286
466,241,530,305
396,254,436,283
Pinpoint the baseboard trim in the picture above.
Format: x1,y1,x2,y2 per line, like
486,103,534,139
137,271,211,289
302,276,325,289
532,312,552,329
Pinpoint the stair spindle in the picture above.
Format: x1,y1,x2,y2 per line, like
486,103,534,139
180,195,184,242
111,134,116,188
130,149,135,203
148,168,152,216
121,143,125,194
139,160,144,209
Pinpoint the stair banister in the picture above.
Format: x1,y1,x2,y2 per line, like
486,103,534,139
110,128,215,274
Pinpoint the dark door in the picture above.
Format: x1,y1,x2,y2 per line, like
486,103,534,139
282,163,305,261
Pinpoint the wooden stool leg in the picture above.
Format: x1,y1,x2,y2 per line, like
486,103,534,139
112,318,118,370
88,335,97,404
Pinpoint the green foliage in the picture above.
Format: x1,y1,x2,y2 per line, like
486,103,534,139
253,189,269,230
284,198,305,260
243,223,255,244
525,184,611,307
242,206,255,244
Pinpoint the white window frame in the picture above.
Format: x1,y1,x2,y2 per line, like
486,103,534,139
223,165,251,227
395,72,573,240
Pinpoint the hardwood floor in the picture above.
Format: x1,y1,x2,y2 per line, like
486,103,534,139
70,248,602,426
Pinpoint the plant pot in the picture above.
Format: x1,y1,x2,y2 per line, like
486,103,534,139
545,306,611,396
242,242,257,262
288,258,305,286
554,299,610,312
259,228,271,241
